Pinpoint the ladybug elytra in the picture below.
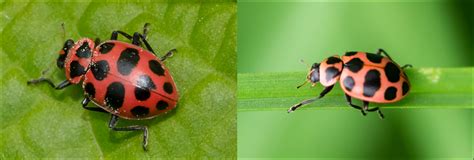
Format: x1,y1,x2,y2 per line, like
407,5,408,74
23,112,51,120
28,23,178,150
288,49,411,119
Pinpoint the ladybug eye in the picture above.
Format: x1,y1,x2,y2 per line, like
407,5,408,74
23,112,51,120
308,63,320,83
56,55,66,68
309,69,320,83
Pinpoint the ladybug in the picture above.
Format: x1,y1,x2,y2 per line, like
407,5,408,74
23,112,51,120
287,49,412,119
27,23,178,150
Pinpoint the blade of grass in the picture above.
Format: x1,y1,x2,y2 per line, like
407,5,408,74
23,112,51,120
238,67,473,112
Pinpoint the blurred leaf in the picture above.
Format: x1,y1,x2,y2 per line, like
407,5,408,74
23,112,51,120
238,68,473,112
1,1,236,158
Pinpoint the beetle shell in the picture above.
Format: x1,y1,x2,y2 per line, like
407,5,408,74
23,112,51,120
339,52,410,103
82,40,178,120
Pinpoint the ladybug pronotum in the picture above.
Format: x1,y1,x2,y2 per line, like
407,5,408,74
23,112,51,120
28,23,178,150
288,49,411,119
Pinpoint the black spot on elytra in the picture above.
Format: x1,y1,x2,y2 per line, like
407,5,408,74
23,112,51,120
134,75,156,101
366,53,383,63
363,69,381,97
99,42,115,54
105,82,125,110
131,106,149,117
402,81,409,95
117,48,140,76
345,51,357,56
384,62,401,82
134,87,150,101
84,83,95,98
69,60,85,78
343,76,355,91
91,60,109,81
384,87,398,100
325,67,339,82
76,42,92,58
326,57,342,64
163,82,173,94
345,58,364,73
149,60,165,76
156,100,169,110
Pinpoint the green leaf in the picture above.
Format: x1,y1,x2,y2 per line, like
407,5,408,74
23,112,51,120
1,1,236,158
238,68,473,112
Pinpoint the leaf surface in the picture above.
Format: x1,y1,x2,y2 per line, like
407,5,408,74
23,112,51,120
1,1,236,158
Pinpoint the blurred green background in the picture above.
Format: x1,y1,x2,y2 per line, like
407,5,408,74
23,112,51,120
237,0,473,159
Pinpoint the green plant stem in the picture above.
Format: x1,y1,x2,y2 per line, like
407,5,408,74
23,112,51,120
238,67,473,112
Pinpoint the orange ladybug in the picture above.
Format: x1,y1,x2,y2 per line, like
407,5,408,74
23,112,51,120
288,49,412,119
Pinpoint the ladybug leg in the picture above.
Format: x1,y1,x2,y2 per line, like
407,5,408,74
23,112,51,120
363,101,369,111
376,48,394,61
111,31,133,41
94,38,101,46
28,77,71,90
55,80,71,89
160,49,177,62
134,32,158,55
132,32,142,46
142,23,150,40
111,31,150,52
401,64,413,70
288,85,334,113
366,105,385,119
344,94,366,116
135,25,177,61
108,114,149,151
27,69,72,89
135,32,177,62
81,97,107,113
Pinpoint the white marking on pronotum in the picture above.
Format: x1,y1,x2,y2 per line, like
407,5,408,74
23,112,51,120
418,68,441,83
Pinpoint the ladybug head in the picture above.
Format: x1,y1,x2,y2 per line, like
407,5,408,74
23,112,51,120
307,63,320,83
57,39,74,68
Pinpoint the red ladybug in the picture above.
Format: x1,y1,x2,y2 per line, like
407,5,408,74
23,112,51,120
28,23,178,150
288,49,411,119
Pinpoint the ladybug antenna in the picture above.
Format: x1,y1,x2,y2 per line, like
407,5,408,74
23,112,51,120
61,23,66,41
160,49,177,61
296,59,312,89
296,80,308,89
300,59,310,68
27,67,54,87
41,68,51,75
